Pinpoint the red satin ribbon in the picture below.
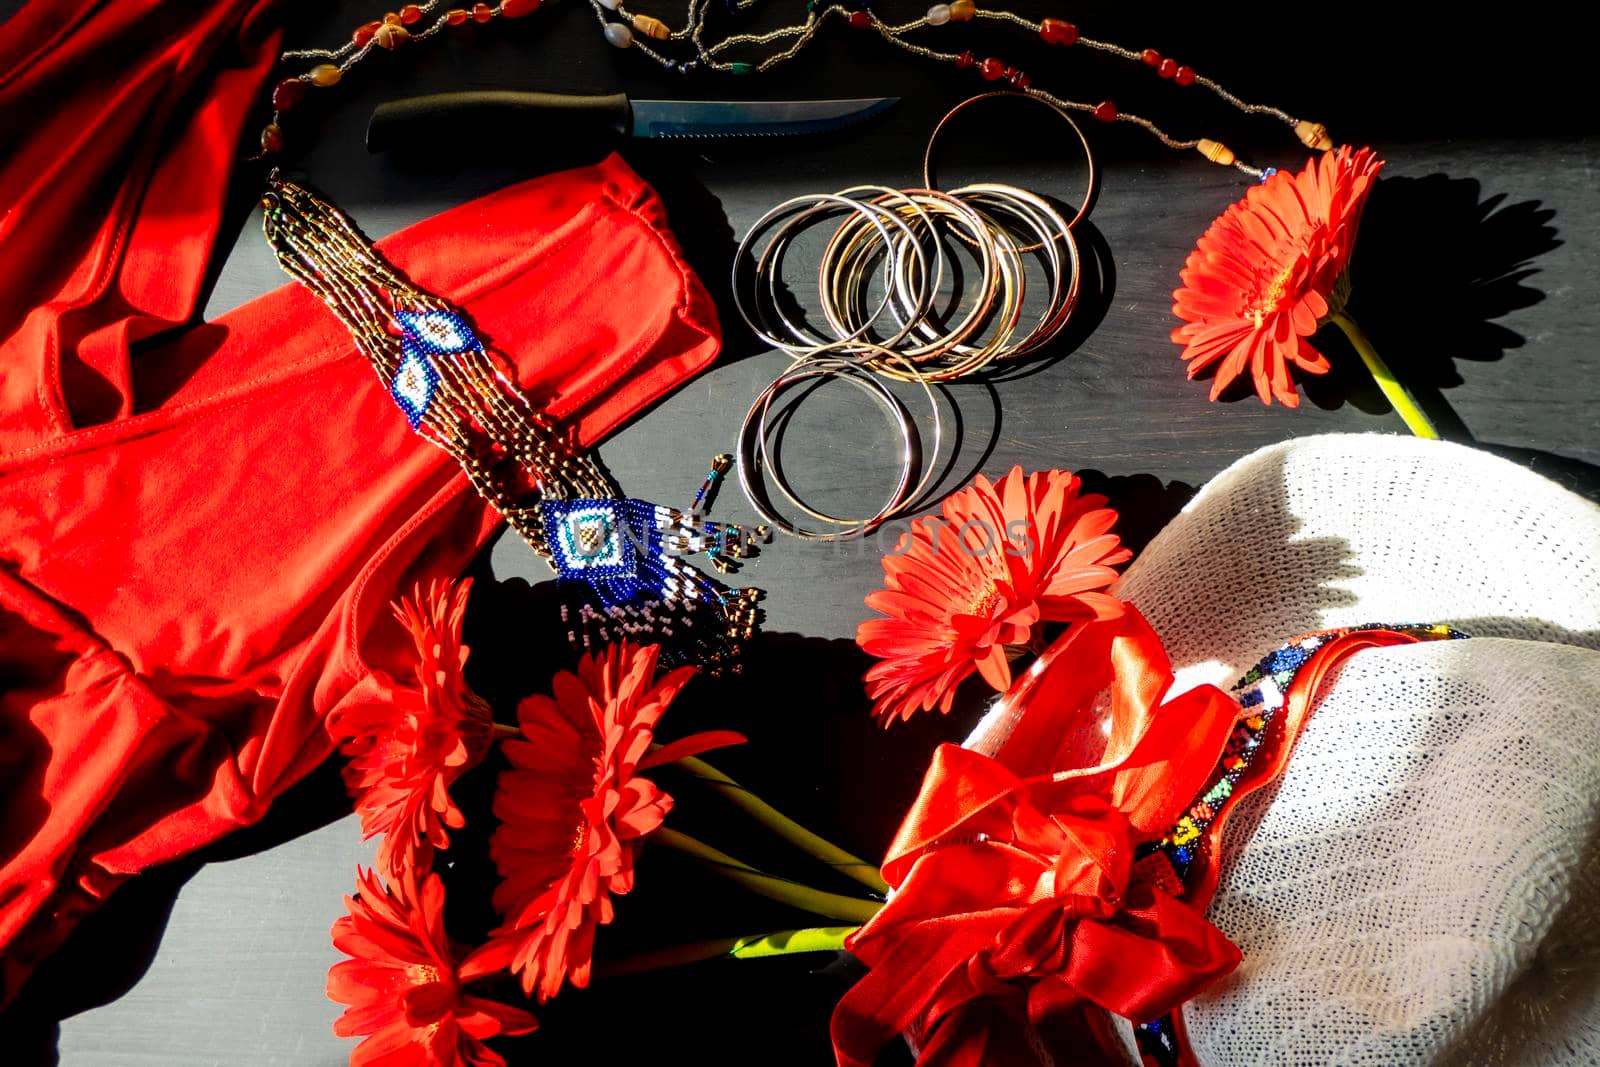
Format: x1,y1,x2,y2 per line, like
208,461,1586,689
832,606,1244,1067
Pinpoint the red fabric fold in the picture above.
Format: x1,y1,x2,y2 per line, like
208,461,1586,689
0,1,722,1001
833,606,1242,1067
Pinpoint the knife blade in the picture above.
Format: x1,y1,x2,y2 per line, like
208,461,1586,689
366,92,897,153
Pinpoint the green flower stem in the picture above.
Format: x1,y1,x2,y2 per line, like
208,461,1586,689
597,926,858,979
652,827,884,925
670,753,890,895
491,722,522,740
1330,312,1440,440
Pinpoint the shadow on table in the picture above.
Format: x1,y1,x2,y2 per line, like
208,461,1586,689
442,588,965,1065
980,218,1117,386
1301,173,1561,431
1474,443,1600,506
1075,470,1199,557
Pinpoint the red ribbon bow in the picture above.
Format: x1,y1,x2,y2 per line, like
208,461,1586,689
832,606,1245,1067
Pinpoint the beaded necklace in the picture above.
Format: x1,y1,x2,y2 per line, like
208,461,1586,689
259,0,1331,179
259,169,764,675
253,1,1338,672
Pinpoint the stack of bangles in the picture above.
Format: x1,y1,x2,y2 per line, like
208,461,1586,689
731,92,1093,540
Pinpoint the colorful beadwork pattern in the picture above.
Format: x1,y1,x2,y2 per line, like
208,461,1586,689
1134,622,1468,1065
261,176,766,672
542,495,765,664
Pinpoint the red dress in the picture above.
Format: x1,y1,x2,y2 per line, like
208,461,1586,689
0,0,720,1005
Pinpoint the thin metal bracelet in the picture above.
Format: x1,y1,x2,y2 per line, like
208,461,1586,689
736,342,943,540
923,91,1099,247
950,183,1080,360
733,192,929,354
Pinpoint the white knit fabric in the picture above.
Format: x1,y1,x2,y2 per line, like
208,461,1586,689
963,434,1600,1066
1185,638,1600,1066
1114,433,1600,696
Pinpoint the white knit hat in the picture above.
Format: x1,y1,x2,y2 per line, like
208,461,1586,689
969,433,1600,1066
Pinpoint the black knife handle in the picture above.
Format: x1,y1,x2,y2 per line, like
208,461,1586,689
366,91,632,154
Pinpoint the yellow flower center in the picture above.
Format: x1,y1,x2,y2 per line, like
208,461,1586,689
1247,262,1297,331
408,964,442,985
968,582,1005,619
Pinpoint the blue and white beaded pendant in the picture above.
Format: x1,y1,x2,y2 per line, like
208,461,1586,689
388,309,481,428
397,308,480,356
543,499,639,581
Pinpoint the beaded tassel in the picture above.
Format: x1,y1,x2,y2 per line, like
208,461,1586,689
260,174,764,672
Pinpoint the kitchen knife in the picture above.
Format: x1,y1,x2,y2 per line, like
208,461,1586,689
366,91,897,153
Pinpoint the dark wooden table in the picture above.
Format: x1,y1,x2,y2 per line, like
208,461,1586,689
4,1,1595,1063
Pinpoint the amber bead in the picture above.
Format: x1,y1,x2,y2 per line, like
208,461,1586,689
400,3,423,23
1197,139,1235,166
473,2,494,21
308,63,342,87
978,56,1005,80
383,11,403,26
1141,47,1161,66
1006,67,1030,89
353,20,381,46
271,78,306,112
260,123,284,154
849,9,871,27
1175,65,1197,86
446,8,470,24
955,50,975,69
374,23,408,47
501,0,541,15
1038,18,1077,46
1295,120,1333,150
948,0,976,22
1158,57,1177,79
1093,100,1118,122
633,13,670,38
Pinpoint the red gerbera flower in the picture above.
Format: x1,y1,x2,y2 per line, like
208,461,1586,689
328,868,536,1067
856,466,1132,724
1171,146,1384,406
330,578,495,879
474,642,714,1002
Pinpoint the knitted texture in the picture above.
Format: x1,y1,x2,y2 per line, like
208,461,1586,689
963,434,1600,1065
1187,638,1600,1065
1115,433,1600,696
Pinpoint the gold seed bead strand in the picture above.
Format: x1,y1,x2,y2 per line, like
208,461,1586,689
698,3,1315,168
261,176,607,554
692,2,829,72
259,0,547,160
265,183,615,506
268,0,1324,170
971,9,1326,156
867,17,1263,178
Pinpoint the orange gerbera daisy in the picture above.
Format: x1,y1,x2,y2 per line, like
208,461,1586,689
328,868,536,1067
474,642,728,1002
857,467,1132,724
1172,146,1384,406
330,578,495,879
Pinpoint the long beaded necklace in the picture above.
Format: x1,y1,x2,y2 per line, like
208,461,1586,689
253,0,1336,672
259,138,765,675
258,0,1331,179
